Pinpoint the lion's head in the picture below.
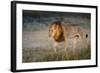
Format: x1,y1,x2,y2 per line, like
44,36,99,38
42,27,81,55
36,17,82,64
49,21,64,42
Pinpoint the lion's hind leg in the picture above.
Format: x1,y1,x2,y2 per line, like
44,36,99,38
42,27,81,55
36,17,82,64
72,34,80,59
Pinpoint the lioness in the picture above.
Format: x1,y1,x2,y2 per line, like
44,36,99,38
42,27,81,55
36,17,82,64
49,21,89,52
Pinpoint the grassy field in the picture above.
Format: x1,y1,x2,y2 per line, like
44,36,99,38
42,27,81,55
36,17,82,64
22,28,91,63
22,47,91,63
22,11,91,63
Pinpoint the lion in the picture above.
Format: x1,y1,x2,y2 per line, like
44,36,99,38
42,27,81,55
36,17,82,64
49,21,89,52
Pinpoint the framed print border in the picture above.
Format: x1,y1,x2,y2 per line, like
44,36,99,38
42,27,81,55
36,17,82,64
11,1,98,72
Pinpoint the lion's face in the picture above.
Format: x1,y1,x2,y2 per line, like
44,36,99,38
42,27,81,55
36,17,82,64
49,21,64,42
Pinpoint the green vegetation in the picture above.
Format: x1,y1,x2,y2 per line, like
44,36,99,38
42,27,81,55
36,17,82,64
22,48,91,63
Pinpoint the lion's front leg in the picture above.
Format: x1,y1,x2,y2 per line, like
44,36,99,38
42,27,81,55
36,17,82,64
53,42,58,53
64,39,67,52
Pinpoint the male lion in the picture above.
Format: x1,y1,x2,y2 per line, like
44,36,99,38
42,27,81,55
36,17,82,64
49,21,89,52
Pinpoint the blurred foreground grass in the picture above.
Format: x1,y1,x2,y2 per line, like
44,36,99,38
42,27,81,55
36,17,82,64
22,48,91,63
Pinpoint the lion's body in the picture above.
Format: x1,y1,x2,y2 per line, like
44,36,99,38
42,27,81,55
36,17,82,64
49,21,89,52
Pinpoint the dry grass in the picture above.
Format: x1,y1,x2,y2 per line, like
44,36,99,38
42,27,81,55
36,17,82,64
22,47,91,63
22,28,91,63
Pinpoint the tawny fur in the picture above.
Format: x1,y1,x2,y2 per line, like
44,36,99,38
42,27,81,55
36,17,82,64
49,21,89,52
